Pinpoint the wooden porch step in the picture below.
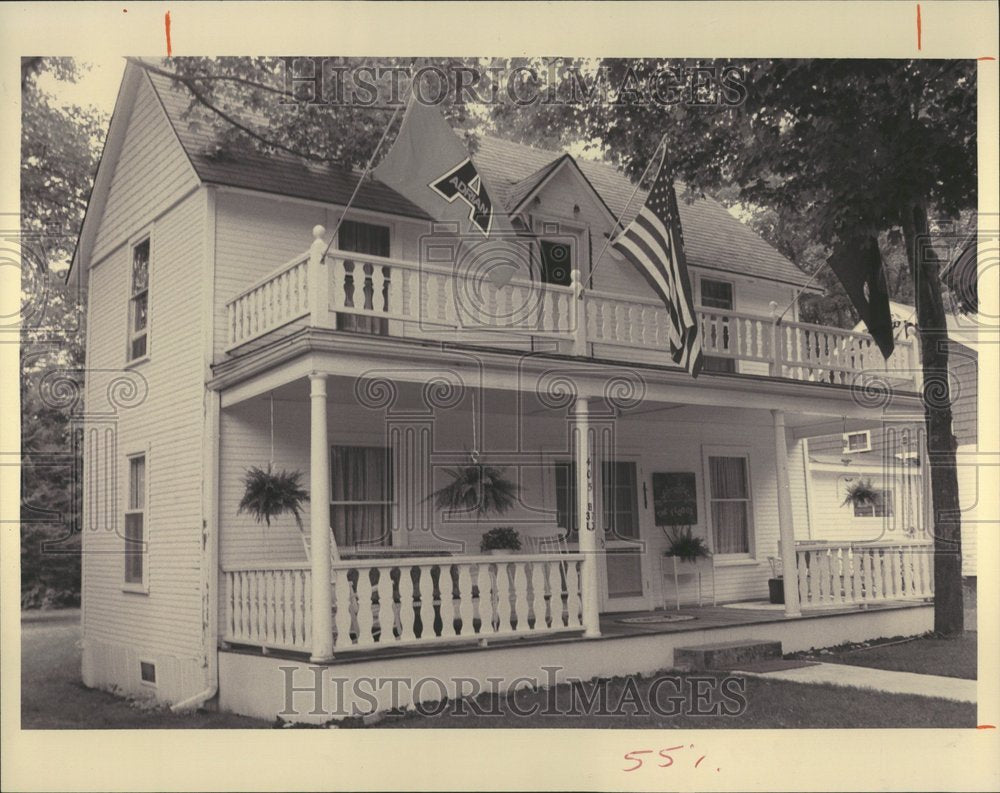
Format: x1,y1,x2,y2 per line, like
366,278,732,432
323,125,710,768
674,639,782,671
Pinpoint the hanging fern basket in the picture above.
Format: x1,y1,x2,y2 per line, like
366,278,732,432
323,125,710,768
238,464,309,531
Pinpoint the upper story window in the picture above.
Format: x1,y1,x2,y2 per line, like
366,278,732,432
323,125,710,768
700,277,734,311
539,239,573,286
843,430,872,453
337,220,391,335
124,453,146,586
128,238,150,361
700,277,736,372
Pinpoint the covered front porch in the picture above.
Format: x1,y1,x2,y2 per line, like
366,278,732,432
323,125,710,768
211,338,933,667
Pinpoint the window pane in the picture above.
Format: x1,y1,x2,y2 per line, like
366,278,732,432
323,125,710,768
701,278,733,310
124,513,144,583
709,456,747,499
711,501,748,553
331,447,392,547
132,292,148,332
332,504,392,547
132,240,150,294
129,456,145,510
338,220,390,257
554,462,577,533
602,461,639,539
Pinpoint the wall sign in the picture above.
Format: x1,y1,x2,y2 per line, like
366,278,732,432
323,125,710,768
652,472,698,527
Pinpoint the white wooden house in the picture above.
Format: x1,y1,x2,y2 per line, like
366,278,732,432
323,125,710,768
804,300,980,576
74,62,936,721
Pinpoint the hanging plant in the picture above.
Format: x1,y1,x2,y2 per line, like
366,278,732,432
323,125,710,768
429,464,519,517
238,464,309,531
842,478,879,509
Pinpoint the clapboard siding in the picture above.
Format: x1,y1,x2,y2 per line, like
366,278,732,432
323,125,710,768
91,75,198,264
82,188,207,700
950,340,978,447
808,468,926,545
218,391,789,621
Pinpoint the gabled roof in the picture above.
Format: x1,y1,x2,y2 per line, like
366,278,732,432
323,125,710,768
79,64,815,290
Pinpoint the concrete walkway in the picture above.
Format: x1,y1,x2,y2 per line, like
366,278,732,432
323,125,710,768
733,661,976,702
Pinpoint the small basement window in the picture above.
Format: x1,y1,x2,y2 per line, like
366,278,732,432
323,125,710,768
139,660,157,686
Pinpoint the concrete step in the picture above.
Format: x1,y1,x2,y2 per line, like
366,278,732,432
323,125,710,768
674,639,782,671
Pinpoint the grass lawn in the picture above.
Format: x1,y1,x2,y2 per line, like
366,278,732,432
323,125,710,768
791,632,977,680
22,609,976,729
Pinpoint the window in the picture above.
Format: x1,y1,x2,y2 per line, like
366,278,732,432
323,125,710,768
601,461,640,540
539,240,573,286
854,489,894,518
337,220,391,335
331,446,393,547
554,461,577,534
124,454,146,585
843,430,872,453
699,278,736,373
553,460,640,541
707,455,751,554
128,238,150,361
139,661,157,686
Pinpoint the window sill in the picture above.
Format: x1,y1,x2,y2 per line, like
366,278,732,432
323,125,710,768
713,557,764,568
125,355,150,370
122,583,149,594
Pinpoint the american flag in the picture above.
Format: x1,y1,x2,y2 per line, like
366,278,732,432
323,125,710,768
611,160,703,377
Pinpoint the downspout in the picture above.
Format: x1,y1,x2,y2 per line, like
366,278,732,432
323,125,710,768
172,388,221,711
173,186,219,712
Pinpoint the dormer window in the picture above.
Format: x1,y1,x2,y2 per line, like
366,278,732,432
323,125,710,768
127,237,150,361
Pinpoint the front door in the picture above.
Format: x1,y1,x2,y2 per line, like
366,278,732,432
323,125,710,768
598,460,650,612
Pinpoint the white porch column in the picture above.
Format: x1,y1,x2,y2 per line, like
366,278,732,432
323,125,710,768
574,397,601,637
309,372,335,662
772,409,802,618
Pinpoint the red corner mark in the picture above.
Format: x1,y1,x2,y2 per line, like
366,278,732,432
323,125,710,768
977,724,996,729
916,4,922,51
165,10,172,57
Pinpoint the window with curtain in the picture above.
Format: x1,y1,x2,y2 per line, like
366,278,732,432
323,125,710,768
330,446,393,548
708,455,751,554
337,219,391,335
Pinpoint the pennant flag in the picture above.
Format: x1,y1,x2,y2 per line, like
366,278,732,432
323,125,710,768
373,99,513,238
828,235,895,358
611,157,703,377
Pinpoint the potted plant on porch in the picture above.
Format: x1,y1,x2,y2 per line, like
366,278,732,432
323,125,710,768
663,526,711,563
767,556,784,604
842,478,880,511
479,526,522,555
429,460,520,554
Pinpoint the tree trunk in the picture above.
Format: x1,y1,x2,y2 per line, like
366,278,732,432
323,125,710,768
901,202,964,634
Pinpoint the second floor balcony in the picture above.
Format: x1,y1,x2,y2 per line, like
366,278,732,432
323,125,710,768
223,225,919,391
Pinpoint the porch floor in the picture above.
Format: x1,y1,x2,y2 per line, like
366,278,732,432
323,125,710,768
223,598,931,665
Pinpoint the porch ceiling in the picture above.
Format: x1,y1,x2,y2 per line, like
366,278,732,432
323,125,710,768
212,328,925,426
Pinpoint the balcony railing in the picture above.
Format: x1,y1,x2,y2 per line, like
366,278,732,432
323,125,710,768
222,552,586,656
224,232,918,389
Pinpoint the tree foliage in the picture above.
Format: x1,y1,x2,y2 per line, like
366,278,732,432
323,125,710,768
21,59,106,607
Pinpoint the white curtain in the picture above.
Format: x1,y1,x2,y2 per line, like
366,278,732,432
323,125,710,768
709,456,749,554
331,446,392,548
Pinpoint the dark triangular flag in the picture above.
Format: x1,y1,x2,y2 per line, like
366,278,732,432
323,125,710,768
828,235,894,358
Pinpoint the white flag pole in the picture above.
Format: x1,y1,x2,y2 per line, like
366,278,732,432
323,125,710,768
322,87,416,258
583,132,669,294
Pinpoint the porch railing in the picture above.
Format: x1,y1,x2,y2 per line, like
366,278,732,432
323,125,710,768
223,553,586,656
223,233,917,390
795,540,934,608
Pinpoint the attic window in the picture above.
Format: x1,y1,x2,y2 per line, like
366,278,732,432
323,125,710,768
843,431,871,453
128,238,150,361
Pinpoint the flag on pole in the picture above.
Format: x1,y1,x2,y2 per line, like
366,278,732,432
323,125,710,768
827,235,895,358
611,156,704,377
373,99,513,238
